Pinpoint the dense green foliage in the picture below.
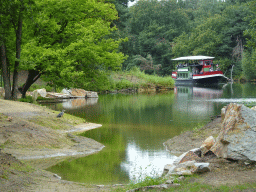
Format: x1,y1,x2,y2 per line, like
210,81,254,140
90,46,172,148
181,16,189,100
1,0,256,98
123,0,256,79
0,0,127,98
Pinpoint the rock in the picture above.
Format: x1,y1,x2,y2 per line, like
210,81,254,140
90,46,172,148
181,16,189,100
46,92,70,98
173,148,201,165
165,179,174,184
211,103,256,162
194,163,210,173
178,151,201,164
164,164,174,171
168,161,197,176
61,88,72,96
167,161,210,176
251,106,256,111
200,136,215,156
221,106,227,121
34,88,47,98
53,174,61,179
71,89,87,97
32,90,38,101
32,88,47,100
86,91,98,98
201,136,215,150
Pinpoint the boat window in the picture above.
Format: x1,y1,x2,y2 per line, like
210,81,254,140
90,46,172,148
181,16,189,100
205,61,212,66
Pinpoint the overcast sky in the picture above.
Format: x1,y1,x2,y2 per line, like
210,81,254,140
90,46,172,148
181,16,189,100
128,0,138,7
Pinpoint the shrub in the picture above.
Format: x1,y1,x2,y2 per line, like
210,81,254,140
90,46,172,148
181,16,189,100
18,96,34,103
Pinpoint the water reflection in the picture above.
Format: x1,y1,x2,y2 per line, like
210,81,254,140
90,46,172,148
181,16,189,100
121,142,176,183
45,85,236,184
172,85,224,127
62,98,98,109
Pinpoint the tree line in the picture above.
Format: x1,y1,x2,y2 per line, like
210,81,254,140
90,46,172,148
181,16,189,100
121,0,256,79
0,0,256,100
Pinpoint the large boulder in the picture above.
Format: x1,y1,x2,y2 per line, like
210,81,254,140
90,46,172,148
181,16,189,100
71,89,87,97
61,88,98,98
86,91,98,98
32,88,47,100
211,103,256,162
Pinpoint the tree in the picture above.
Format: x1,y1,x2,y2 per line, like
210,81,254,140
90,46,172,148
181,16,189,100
124,0,189,74
0,0,33,100
19,0,126,97
242,0,256,80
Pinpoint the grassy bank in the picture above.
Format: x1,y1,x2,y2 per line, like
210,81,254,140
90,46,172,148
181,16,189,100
15,68,174,95
108,67,174,91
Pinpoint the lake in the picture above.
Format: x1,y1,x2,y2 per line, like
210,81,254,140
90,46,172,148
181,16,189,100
43,83,256,185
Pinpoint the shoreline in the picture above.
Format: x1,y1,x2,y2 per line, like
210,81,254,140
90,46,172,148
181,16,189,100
0,98,105,164
1,99,256,191
0,99,114,191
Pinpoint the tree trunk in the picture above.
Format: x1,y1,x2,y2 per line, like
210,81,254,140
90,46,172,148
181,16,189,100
0,43,12,100
19,70,41,98
11,6,23,100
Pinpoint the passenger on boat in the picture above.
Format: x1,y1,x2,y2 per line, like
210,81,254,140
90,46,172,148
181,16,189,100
193,67,199,74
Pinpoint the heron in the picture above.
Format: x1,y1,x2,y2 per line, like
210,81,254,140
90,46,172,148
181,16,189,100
57,110,65,118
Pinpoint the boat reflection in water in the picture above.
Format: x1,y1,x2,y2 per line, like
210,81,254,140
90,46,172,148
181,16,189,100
174,85,223,99
62,98,98,109
173,85,224,124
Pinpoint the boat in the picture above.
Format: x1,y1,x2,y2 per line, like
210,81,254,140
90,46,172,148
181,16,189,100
171,56,228,85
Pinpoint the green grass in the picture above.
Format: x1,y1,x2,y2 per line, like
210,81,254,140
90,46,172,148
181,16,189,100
0,162,34,180
18,96,34,103
29,111,86,130
109,67,174,91
112,175,256,192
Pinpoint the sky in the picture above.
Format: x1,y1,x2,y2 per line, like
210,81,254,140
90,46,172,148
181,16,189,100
128,0,138,7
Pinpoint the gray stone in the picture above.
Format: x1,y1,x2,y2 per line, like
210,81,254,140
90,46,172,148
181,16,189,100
34,88,47,97
53,174,61,179
211,103,256,162
194,163,210,173
61,88,72,96
165,179,174,184
173,148,200,165
166,161,210,176
86,91,98,98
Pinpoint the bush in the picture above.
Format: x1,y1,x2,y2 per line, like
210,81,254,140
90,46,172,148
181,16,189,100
18,96,34,103
242,50,256,81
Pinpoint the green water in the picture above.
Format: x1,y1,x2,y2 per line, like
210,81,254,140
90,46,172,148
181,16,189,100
44,83,256,184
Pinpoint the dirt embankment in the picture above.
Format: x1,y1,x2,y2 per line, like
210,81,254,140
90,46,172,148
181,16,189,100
164,117,256,188
0,99,115,192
